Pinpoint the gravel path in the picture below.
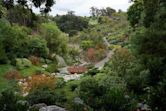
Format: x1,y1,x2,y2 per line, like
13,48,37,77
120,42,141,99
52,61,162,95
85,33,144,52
95,37,113,69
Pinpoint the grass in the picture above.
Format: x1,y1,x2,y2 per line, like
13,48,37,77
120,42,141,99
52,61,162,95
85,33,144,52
0,64,14,91
20,65,45,77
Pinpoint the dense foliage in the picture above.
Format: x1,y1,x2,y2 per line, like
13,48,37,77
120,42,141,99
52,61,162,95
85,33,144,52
0,0,165,111
54,12,88,36
128,0,166,110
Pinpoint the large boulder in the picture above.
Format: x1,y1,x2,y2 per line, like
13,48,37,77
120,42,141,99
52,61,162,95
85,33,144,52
39,105,67,111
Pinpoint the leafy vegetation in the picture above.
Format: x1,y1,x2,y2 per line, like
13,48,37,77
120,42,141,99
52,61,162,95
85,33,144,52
0,0,165,111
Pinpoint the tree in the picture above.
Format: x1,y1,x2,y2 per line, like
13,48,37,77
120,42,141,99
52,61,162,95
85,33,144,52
3,0,55,14
7,5,37,27
28,36,49,58
111,48,134,76
0,20,29,62
105,7,116,17
0,19,48,63
54,14,88,36
127,0,143,27
40,22,68,56
2,0,14,9
0,2,7,18
0,41,8,64
143,0,160,27
129,0,166,110
90,7,97,17
90,7,116,17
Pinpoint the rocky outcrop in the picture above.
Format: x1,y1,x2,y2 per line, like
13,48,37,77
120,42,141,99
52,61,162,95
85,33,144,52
39,105,67,111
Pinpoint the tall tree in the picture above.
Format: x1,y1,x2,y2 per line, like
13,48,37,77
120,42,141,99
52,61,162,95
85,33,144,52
54,13,88,36
128,0,166,110
3,0,55,14
127,0,143,27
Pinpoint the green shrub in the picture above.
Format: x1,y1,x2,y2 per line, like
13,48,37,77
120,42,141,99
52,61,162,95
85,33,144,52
40,58,45,63
0,89,29,111
16,58,32,69
69,83,78,92
28,37,49,58
35,69,45,75
22,58,32,67
29,107,39,111
86,68,99,76
46,63,57,73
81,40,94,50
27,87,67,106
0,44,8,64
56,78,65,88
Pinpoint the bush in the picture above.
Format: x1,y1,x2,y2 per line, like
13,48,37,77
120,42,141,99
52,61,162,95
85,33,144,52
69,83,78,92
0,43,8,64
86,68,99,76
27,87,67,106
27,87,56,105
55,78,65,88
40,22,68,55
125,63,150,94
35,69,45,75
16,58,32,69
28,37,49,58
109,44,121,50
46,63,57,73
81,40,94,50
4,69,22,80
78,76,100,109
78,75,135,111
0,89,29,111
0,21,30,62
26,75,56,92
28,56,40,65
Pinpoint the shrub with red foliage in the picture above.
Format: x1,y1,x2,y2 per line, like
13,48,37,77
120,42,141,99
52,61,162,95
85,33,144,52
28,56,40,65
4,69,22,80
68,66,87,74
87,48,95,61
86,47,107,62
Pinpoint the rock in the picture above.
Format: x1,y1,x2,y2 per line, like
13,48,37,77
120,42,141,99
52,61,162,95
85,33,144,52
51,73,56,76
56,55,67,67
28,76,32,80
17,100,29,106
39,105,67,111
18,81,23,86
51,53,56,58
45,59,52,64
42,64,48,68
42,74,46,77
137,103,151,111
22,92,29,97
32,103,47,110
73,97,84,105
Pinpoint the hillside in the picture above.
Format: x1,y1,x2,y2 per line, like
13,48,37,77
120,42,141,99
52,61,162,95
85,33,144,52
0,0,165,111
